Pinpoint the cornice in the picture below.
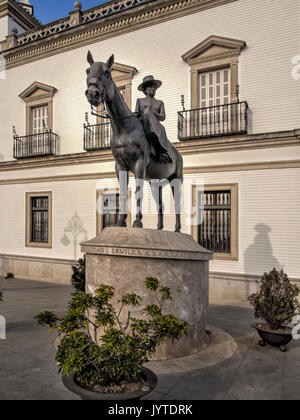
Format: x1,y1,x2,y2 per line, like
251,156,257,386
0,129,299,172
1,160,300,186
188,49,241,66
176,129,300,155
0,149,114,171
1,0,239,69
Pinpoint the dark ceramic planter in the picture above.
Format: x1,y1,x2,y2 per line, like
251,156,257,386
62,367,158,401
252,323,293,352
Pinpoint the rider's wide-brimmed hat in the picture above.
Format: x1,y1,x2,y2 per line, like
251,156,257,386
138,75,162,92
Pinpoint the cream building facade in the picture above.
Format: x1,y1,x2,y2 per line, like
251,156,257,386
0,0,299,301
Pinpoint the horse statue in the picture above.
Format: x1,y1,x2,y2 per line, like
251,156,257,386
85,52,183,232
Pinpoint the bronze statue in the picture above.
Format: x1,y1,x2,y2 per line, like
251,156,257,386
85,52,183,232
135,75,173,164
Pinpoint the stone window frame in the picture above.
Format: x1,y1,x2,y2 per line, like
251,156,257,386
96,188,132,234
25,191,52,249
19,82,57,135
191,183,239,261
182,35,246,109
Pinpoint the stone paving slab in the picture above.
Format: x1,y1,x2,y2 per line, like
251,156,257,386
0,278,299,400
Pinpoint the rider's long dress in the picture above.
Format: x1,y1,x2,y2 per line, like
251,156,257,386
135,96,173,162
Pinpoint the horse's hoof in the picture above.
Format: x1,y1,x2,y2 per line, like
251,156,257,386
132,220,143,228
157,226,163,231
174,228,181,233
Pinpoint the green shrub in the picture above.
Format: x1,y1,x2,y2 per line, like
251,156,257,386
0,273,14,302
248,268,300,330
71,256,85,293
36,277,188,389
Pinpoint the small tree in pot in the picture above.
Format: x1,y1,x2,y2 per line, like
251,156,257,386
36,277,188,400
249,268,300,352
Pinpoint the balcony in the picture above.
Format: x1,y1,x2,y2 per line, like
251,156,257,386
13,131,59,159
83,122,111,151
178,102,248,141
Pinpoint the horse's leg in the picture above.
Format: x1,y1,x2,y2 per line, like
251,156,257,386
115,163,128,228
132,158,146,228
151,182,164,230
170,177,182,233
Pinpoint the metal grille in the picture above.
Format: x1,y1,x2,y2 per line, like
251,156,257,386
84,122,111,151
31,197,49,243
102,194,120,228
178,102,248,140
13,131,58,159
198,191,231,253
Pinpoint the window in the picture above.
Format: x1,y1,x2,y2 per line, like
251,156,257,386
199,68,230,108
26,192,52,248
32,105,49,134
19,82,57,135
199,190,231,253
182,35,246,109
96,189,132,234
191,184,238,260
102,193,120,229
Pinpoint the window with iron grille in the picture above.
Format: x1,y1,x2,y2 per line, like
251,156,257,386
198,190,231,254
30,196,49,243
102,193,120,229
26,192,52,248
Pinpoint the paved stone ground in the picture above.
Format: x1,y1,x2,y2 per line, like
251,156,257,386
0,278,299,400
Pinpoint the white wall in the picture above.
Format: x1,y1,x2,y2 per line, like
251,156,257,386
0,0,299,161
0,165,299,279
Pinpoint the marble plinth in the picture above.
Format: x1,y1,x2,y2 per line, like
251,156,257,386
81,228,213,360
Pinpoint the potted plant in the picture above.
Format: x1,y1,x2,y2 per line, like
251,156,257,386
36,277,188,400
249,268,300,352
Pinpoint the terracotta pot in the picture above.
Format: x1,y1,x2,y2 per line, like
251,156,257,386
62,367,157,401
252,323,293,352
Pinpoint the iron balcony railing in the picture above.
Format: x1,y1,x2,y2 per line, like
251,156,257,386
84,122,112,151
178,101,248,141
13,131,59,159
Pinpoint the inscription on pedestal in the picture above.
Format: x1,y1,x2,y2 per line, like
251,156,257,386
81,245,209,261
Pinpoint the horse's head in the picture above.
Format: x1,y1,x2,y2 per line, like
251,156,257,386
85,51,115,107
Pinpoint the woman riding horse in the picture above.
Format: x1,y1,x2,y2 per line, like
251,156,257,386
85,52,183,232
135,75,173,164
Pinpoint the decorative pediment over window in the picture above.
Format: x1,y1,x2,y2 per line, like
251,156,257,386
182,36,246,109
19,81,57,103
182,35,246,65
111,63,138,84
19,82,57,135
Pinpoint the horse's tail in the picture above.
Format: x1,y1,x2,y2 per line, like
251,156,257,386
176,150,184,182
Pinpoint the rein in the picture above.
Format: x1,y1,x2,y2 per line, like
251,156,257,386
91,105,139,121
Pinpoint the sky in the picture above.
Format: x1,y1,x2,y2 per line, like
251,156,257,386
30,0,107,24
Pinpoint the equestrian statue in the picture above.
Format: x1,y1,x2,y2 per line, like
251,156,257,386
85,52,183,232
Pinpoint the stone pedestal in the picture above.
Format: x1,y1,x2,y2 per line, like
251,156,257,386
81,228,213,360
